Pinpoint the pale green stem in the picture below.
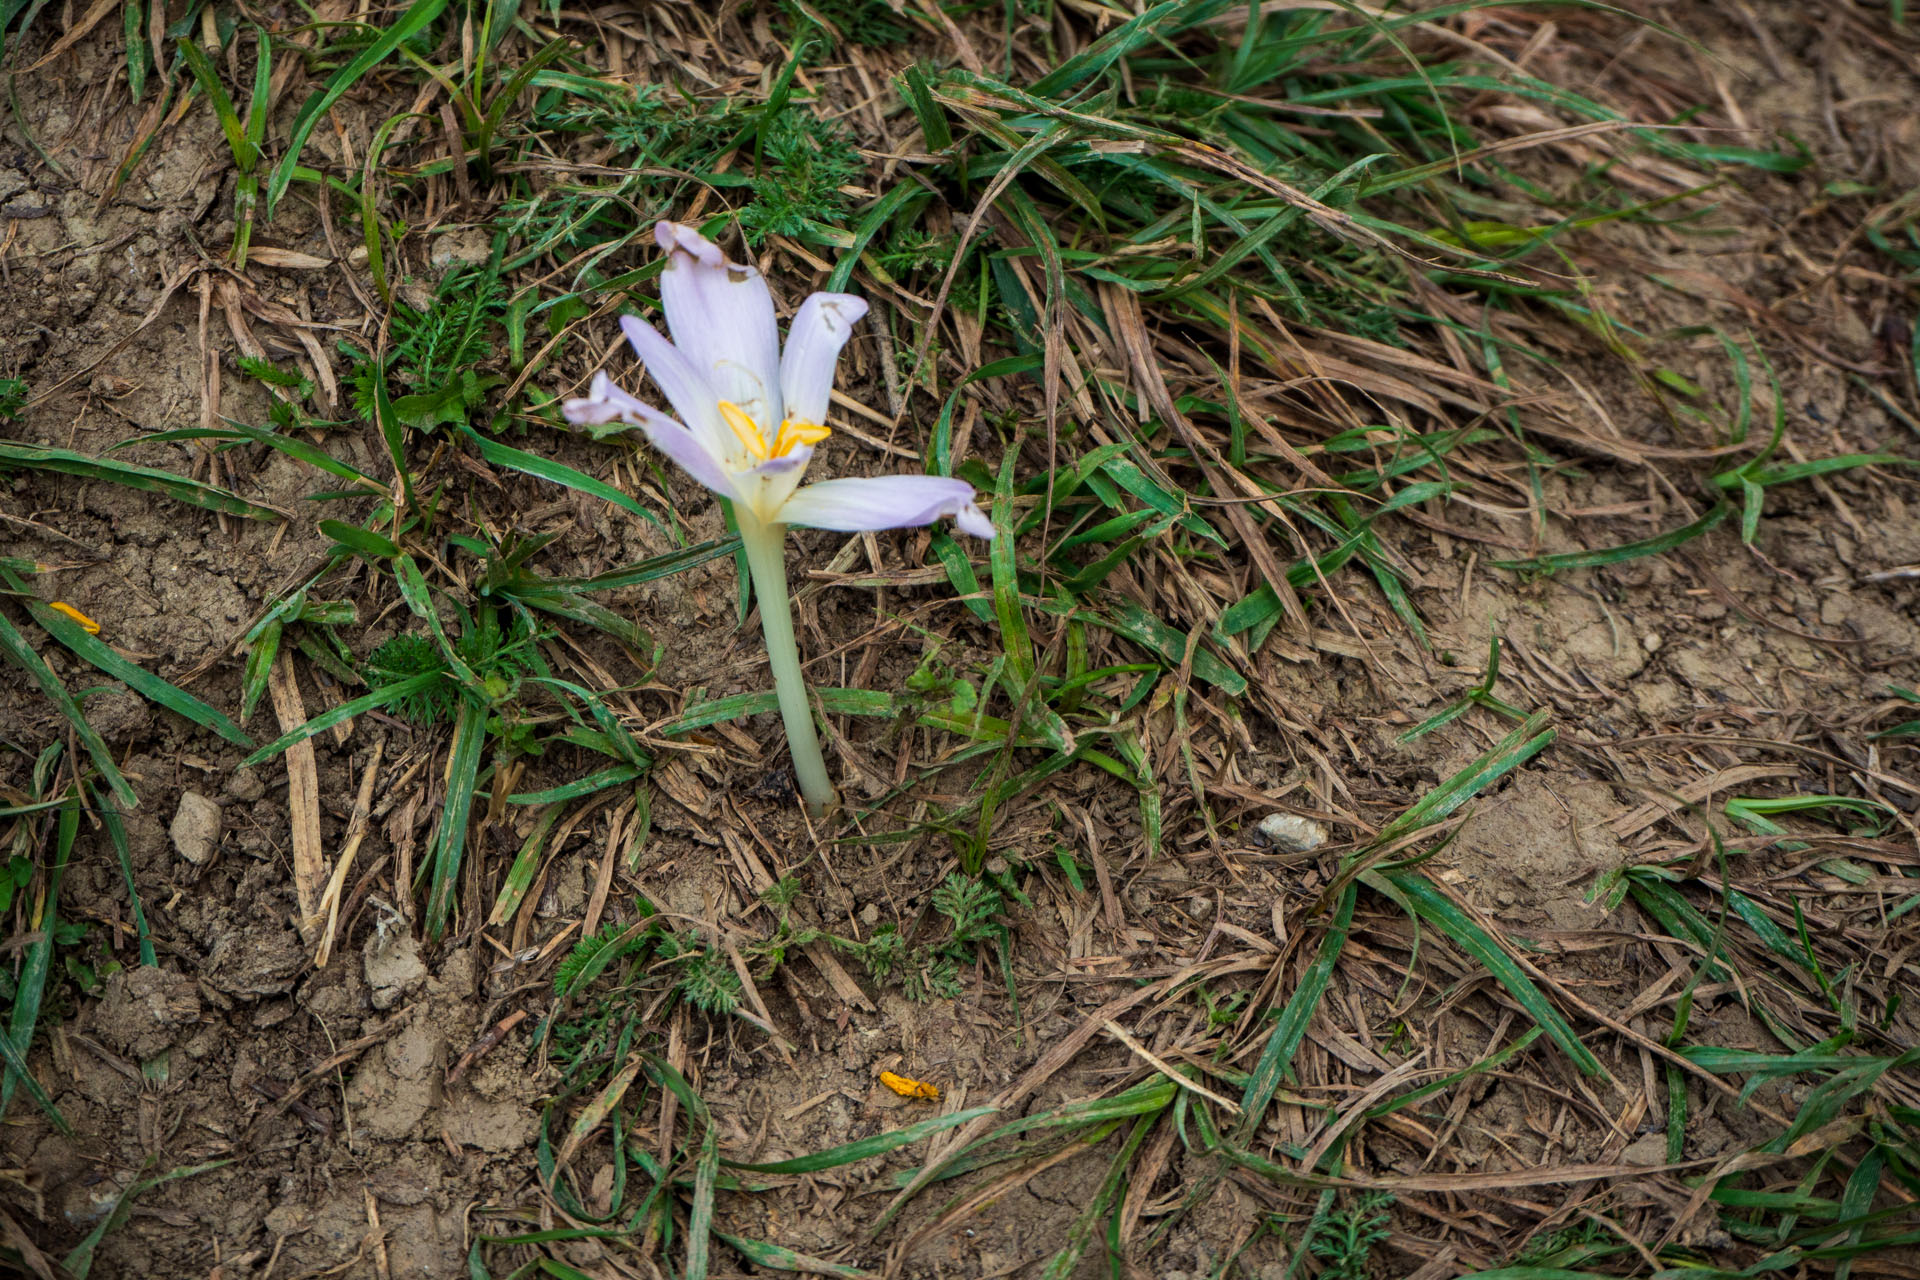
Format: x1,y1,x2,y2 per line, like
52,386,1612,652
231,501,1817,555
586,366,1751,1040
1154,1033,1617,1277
736,509,835,815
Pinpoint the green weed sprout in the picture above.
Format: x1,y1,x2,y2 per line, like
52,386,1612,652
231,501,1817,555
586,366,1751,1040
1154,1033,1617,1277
564,223,991,814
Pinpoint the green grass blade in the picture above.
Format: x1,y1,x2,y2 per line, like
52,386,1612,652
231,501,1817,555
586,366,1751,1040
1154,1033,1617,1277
486,803,562,926
1382,870,1605,1078
1373,709,1554,847
425,697,489,940
1028,0,1215,96
1366,1027,1545,1121
529,539,737,592
1236,884,1356,1140
0,608,136,808
20,593,253,749
1835,1144,1890,1280
1494,502,1730,575
0,1006,71,1133
462,426,666,531
62,1160,229,1279
713,1233,878,1280
1039,1111,1158,1280
665,689,896,736
243,25,271,154
264,0,452,213
725,1106,998,1174
927,531,991,623
1,793,76,1125
505,766,643,806
0,440,283,519
949,1078,1176,1157
1037,597,1247,695
989,450,1035,686
96,790,158,968
826,181,920,294
175,37,251,166
319,519,400,561
686,1127,719,1280
130,425,379,489
241,617,282,723
238,671,441,767
503,589,651,651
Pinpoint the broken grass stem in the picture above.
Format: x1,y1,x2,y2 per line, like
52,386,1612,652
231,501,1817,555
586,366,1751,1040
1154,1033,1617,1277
736,508,835,816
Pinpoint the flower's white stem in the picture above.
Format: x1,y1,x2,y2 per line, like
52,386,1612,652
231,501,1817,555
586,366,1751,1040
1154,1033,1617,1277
736,510,835,815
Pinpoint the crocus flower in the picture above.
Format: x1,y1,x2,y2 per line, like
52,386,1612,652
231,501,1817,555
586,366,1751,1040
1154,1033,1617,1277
562,222,993,814
563,222,993,539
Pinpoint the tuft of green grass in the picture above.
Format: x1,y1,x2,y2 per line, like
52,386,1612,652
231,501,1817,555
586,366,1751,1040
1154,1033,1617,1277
1872,686,1920,739
779,0,912,50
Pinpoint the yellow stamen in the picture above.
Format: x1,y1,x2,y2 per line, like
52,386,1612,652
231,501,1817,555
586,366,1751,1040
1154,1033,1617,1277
879,1070,940,1101
718,401,769,461
48,602,101,634
773,418,831,457
718,402,832,462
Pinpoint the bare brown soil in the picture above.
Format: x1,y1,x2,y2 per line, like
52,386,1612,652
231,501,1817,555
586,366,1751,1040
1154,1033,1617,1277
1,3,1916,1278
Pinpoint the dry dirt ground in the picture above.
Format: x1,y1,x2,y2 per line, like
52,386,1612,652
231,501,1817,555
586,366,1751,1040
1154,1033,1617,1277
1,2,1918,1278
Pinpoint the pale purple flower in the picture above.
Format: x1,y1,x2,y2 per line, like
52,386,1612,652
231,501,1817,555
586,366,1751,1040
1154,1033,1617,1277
564,222,993,539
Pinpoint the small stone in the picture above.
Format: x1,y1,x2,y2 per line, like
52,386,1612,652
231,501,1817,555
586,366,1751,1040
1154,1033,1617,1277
859,902,880,927
170,791,223,865
1623,1133,1668,1166
226,767,265,803
1252,812,1328,854
1642,632,1663,653
429,229,491,270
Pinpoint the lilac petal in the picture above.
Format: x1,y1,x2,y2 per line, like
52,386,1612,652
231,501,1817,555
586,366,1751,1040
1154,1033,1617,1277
563,372,737,501
618,314,728,458
561,370,649,427
779,292,869,428
741,448,812,480
731,446,814,524
775,475,994,537
654,222,782,439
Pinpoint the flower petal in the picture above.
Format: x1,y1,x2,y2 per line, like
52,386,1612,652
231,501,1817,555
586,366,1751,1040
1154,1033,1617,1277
775,475,994,537
654,222,782,438
733,446,815,524
563,372,737,501
618,314,728,459
779,292,869,428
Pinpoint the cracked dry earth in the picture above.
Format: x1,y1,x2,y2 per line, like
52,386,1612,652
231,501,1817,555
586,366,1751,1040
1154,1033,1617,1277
0,2,1918,1277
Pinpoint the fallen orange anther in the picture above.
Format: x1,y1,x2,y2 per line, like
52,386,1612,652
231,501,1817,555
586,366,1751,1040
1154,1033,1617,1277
47,602,100,634
879,1070,940,1101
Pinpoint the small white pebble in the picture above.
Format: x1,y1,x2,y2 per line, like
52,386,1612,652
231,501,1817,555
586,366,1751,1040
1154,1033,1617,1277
170,791,222,865
1252,812,1327,854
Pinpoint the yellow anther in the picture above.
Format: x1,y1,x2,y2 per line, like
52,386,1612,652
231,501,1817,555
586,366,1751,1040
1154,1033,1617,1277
717,401,769,461
773,418,831,457
48,602,101,634
879,1070,940,1101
